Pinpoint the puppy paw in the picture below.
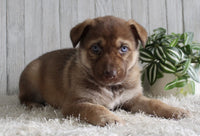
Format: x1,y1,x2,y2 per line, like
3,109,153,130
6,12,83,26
171,108,190,119
95,114,125,127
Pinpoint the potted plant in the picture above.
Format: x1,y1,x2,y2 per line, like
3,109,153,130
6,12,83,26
140,28,200,96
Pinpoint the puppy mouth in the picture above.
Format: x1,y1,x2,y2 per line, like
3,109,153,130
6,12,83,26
79,64,122,86
93,72,126,86
95,79,123,86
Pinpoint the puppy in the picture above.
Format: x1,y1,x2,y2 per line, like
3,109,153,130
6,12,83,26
19,16,189,126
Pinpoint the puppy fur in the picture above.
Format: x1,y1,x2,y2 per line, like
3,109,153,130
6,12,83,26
19,16,189,126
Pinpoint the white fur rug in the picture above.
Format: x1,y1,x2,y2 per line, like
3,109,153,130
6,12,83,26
0,95,200,136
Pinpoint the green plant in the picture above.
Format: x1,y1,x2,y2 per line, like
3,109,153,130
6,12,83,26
140,28,200,93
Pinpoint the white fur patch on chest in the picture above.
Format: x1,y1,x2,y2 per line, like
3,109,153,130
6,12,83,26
100,86,142,110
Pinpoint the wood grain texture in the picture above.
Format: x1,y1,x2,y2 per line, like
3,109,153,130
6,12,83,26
78,0,95,22
0,0,7,95
96,0,113,16
166,0,183,33
131,0,149,33
60,0,78,49
1,0,200,95
183,0,200,42
42,0,60,53
112,0,131,19
7,0,25,94
25,0,42,65
148,0,167,34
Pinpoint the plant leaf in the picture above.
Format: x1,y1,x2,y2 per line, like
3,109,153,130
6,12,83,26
180,33,184,41
159,60,176,73
164,78,187,90
178,48,185,59
166,47,181,60
179,80,195,95
155,46,166,61
156,68,164,79
187,66,200,82
169,38,179,47
140,49,154,62
175,77,188,88
184,32,194,45
176,65,184,75
153,27,166,34
165,52,180,64
191,43,200,50
188,80,195,95
182,58,191,74
153,28,166,40
164,79,177,90
181,45,192,55
145,44,155,52
147,63,158,85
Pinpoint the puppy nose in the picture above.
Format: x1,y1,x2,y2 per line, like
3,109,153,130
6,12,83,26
103,70,117,79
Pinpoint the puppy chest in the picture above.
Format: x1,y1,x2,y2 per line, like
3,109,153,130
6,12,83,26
99,88,127,110
95,86,141,110
106,97,122,110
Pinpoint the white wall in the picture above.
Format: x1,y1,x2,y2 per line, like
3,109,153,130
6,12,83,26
0,0,200,95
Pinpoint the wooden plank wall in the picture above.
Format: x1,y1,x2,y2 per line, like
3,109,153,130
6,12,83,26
0,0,200,95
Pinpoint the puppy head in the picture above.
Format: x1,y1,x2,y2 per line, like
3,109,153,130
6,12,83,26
70,16,147,85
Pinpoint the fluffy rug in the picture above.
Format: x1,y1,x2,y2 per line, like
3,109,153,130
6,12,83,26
0,95,200,136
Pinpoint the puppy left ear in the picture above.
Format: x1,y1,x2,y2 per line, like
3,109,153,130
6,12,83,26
128,20,148,47
70,19,93,48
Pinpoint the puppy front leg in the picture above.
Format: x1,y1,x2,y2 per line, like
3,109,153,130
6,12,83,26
62,102,124,126
123,95,190,119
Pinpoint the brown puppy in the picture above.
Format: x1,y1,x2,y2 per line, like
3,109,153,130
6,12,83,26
19,16,189,126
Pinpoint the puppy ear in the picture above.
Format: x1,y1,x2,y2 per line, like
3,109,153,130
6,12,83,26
128,20,148,47
70,19,93,48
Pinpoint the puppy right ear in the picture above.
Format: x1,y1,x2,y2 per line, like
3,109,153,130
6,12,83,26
70,19,93,48
128,19,148,47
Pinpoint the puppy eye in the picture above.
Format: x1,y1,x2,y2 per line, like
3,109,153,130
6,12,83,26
120,45,129,53
90,44,102,55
